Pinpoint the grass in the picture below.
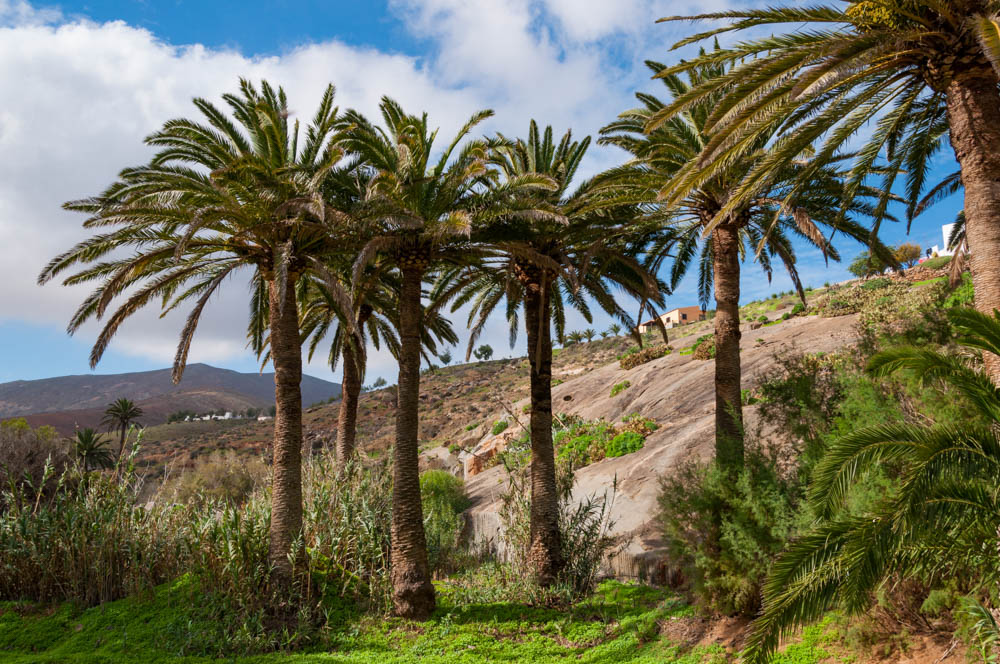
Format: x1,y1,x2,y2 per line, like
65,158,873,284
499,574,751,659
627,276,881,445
0,578,852,663
913,276,947,286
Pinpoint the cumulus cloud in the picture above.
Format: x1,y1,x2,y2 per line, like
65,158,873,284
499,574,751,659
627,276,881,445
4,0,812,384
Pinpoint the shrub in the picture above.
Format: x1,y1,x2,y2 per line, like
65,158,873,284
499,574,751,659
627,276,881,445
944,272,973,308
618,344,670,370
861,276,892,291
420,470,470,574
490,420,509,436
692,336,715,360
610,380,631,397
496,458,623,600
161,451,268,506
658,446,805,615
606,432,643,458
790,302,805,316
464,422,478,431
0,418,70,497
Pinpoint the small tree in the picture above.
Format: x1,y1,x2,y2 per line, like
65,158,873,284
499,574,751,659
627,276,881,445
608,323,622,336
565,331,584,345
583,329,596,343
473,344,494,361
74,428,114,472
439,349,453,365
101,398,143,463
847,251,888,279
894,242,922,268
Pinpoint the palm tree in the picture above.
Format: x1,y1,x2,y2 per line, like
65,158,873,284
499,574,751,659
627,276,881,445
434,121,659,584
608,323,622,337
743,307,1000,663
340,98,524,618
101,398,142,463
298,267,458,469
73,428,114,472
565,331,585,345
653,4,1000,381
582,328,597,343
39,80,355,581
599,59,892,468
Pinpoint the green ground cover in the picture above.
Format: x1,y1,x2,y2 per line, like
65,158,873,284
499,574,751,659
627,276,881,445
0,579,841,664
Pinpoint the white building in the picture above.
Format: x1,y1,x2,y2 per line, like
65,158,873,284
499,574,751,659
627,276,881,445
929,223,957,257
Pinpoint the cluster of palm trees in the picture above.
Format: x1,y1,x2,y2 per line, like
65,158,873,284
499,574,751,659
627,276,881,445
72,398,143,472
38,1,1000,633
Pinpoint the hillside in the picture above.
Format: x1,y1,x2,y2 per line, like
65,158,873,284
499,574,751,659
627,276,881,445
1,363,340,435
128,291,803,476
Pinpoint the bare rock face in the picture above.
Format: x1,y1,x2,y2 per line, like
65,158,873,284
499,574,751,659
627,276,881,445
462,314,860,578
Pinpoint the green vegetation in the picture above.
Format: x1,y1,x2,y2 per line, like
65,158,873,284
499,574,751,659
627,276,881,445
619,344,671,370
610,380,631,397
19,1,1000,659
921,255,953,270
552,414,656,468
419,471,470,574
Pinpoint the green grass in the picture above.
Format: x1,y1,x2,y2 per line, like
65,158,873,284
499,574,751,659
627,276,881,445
920,255,952,270
0,578,855,663
912,276,946,287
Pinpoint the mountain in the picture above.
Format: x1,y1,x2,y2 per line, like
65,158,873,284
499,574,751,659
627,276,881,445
0,364,340,434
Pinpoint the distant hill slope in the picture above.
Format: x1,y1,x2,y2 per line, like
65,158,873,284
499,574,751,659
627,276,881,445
0,363,340,434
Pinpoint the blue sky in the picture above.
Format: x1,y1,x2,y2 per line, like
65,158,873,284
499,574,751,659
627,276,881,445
0,0,963,385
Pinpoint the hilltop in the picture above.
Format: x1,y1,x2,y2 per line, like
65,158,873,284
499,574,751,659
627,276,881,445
0,363,340,435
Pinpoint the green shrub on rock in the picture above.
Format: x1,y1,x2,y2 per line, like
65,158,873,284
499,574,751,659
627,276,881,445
618,344,671,370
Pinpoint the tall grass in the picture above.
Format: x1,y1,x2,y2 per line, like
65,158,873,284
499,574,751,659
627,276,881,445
0,459,189,605
0,443,393,653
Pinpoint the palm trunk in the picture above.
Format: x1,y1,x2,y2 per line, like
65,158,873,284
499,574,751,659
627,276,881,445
712,224,744,468
335,306,373,469
391,264,436,619
267,277,304,582
523,273,563,586
946,71,1000,383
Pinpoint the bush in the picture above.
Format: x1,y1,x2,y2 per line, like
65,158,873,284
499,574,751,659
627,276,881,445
490,420,509,436
606,432,643,458
420,470,470,574
0,418,70,497
790,302,805,316
610,380,631,397
618,344,670,370
692,336,715,360
496,458,623,600
944,272,973,308
658,446,805,615
861,276,892,291
161,451,268,506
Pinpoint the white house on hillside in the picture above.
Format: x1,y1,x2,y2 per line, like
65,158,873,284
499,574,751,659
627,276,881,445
929,222,957,257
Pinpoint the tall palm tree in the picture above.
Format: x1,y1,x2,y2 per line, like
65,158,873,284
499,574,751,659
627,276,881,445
39,80,356,581
73,428,114,472
743,307,1000,663
298,267,458,468
434,121,660,584
341,98,537,618
652,3,1000,381
599,60,892,468
100,398,142,463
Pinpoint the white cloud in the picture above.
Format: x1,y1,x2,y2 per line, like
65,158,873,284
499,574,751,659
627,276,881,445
1,0,758,384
